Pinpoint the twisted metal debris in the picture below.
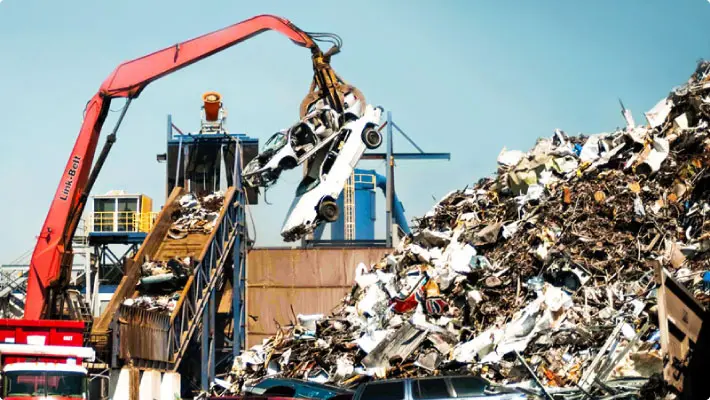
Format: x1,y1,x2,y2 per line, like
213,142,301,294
122,191,225,314
221,62,710,399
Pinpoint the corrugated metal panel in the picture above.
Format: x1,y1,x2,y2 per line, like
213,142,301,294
118,305,171,363
246,248,390,347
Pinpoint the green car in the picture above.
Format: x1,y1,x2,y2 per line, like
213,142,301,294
244,378,354,400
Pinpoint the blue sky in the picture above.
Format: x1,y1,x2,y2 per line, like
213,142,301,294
1,0,709,262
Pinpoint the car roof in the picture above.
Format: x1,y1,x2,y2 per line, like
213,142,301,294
256,377,353,392
362,375,490,385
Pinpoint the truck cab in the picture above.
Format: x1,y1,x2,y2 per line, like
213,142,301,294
0,320,93,400
3,363,87,400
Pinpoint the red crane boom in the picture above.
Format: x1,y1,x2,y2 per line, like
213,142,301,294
24,14,360,320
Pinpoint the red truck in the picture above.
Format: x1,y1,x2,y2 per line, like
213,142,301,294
0,319,94,399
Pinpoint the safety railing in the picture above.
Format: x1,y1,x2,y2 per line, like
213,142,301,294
89,212,158,233
353,172,376,187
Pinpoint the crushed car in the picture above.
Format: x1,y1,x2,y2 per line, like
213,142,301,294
242,92,374,188
280,104,383,241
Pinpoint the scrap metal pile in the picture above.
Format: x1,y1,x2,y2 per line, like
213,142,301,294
123,191,225,313
124,257,191,313
168,191,225,240
223,62,710,398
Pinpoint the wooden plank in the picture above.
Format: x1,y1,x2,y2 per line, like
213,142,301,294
361,323,427,368
92,187,183,334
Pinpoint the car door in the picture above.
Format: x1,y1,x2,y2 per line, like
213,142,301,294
411,377,453,400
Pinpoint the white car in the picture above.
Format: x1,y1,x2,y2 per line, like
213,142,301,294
281,104,383,242
242,93,371,188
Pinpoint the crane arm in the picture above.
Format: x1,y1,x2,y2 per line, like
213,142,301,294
24,14,354,320
100,15,315,98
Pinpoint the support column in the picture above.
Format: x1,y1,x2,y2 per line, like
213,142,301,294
233,139,246,357
209,288,216,383
385,111,394,247
166,114,172,199
201,293,210,391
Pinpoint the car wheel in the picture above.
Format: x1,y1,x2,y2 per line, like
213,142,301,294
362,127,382,149
279,156,298,170
318,200,339,222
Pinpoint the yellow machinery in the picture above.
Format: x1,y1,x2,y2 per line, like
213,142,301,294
89,190,156,233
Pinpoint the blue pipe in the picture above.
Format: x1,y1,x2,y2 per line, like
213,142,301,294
356,169,411,235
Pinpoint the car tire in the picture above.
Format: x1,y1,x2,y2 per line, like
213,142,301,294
279,157,298,170
319,200,339,222
362,127,382,149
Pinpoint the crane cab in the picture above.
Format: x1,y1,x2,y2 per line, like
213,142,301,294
89,191,155,234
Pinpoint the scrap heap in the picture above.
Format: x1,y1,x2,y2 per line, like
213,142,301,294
168,191,225,240
123,191,225,313
225,62,710,398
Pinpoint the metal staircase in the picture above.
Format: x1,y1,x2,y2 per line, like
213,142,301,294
66,289,94,345
0,269,28,318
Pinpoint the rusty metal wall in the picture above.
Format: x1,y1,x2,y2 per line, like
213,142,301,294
246,247,390,347
118,305,171,363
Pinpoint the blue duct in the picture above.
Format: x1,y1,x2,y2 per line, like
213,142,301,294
356,168,411,235
313,221,326,241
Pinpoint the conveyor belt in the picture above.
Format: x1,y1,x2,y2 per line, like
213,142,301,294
91,186,240,370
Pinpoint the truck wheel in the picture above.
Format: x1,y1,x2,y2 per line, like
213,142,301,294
319,200,339,222
362,127,382,150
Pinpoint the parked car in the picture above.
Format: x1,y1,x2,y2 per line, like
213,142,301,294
350,376,532,400
280,104,383,241
243,377,354,400
242,92,373,188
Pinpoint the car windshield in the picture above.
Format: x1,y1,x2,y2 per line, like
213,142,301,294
263,132,287,152
296,176,321,196
4,371,86,398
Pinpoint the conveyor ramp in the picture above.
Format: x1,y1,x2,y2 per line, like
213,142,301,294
91,186,240,370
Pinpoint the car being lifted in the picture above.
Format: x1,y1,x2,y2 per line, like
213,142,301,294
242,92,376,188
281,104,383,241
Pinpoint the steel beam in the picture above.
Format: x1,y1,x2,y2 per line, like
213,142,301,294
233,138,246,357
385,111,393,248
209,286,216,384
166,114,172,199
361,152,451,160
201,293,209,391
